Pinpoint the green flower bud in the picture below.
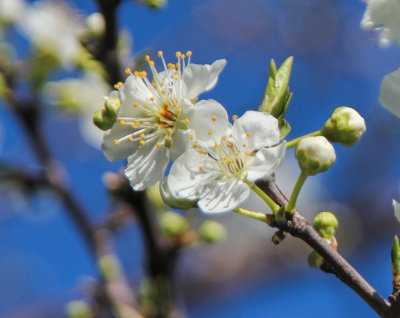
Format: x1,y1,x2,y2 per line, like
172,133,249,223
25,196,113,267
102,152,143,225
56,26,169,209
295,136,336,175
66,301,92,318
308,250,324,268
93,109,115,130
313,211,338,240
143,0,167,9
392,236,400,288
321,106,366,146
198,220,226,243
99,255,121,280
159,211,189,236
160,180,198,210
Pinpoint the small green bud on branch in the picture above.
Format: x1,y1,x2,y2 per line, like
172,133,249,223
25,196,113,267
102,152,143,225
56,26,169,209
66,301,93,318
392,236,400,292
313,211,338,240
198,220,226,243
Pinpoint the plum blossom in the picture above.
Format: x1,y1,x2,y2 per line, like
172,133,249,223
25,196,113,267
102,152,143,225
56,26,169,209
166,111,286,213
102,51,229,190
0,0,25,24
361,0,400,46
380,67,400,118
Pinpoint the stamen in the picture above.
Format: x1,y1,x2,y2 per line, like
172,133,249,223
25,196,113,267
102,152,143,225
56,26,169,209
156,142,162,148
166,136,172,142
133,103,139,107
114,82,123,89
211,115,217,121
157,51,163,57
120,120,126,125
184,119,190,125
232,115,238,120
113,139,119,145
139,140,145,146
125,67,131,74
188,134,194,140
208,130,213,135
199,164,204,171
128,136,134,141
246,132,252,137
198,148,207,154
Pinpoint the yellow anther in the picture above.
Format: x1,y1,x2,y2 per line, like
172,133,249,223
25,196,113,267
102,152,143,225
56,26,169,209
134,71,139,76
208,130,213,135
125,67,131,74
156,142,162,148
167,128,173,133
199,164,204,171
176,62,181,68
157,50,163,57
128,136,134,141
133,102,139,107
114,82,123,89
227,159,233,164
174,76,178,81
146,122,151,126
181,54,185,59
232,115,238,120
130,123,136,128
166,136,172,142
245,151,251,156
188,134,194,140
140,133,145,139
193,142,199,148
246,131,252,137
198,148,207,154
186,51,192,56
149,97,155,101
184,118,190,125
141,71,147,77
211,115,217,121
148,60,155,67
113,139,119,145
145,55,150,61
222,135,227,140
176,51,182,58
152,82,156,87
177,108,182,114
139,140,145,146
161,89,166,94
167,63,175,69
119,120,126,125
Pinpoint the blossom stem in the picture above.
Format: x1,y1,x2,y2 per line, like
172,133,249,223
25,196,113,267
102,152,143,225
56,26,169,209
248,182,280,214
233,208,273,225
285,170,308,214
286,130,321,149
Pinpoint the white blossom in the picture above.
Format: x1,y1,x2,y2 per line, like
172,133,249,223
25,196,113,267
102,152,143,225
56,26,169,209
0,0,25,24
19,0,84,67
361,0,400,46
166,111,286,213
380,67,400,118
102,51,229,190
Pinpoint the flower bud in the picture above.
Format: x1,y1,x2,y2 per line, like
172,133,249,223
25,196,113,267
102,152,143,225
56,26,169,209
99,255,121,280
321,107,366,146
160,180,198,210
313,211,338,240
295,136,336,175
198,220,226,243
308,250,324,268
85,12,105,37
66,300,92,318
159,211,188,236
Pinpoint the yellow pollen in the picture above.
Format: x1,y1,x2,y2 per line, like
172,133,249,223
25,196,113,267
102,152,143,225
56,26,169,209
161,89,166,94
167,128,173,133
199,164,204,171
181,54,185,59
176,51,182,58
133,102,139,107
150,97,155,101
152,82,156,87
167,63,175,69
114,82,123,89
184,119,190,125
139,140,145,146
134,71,139,76
166,136,172,142
188,134,194,140
176,62,181,68
245,151,251,156
140,133,145,139
211,115,217,121
193,142,199,148
125,67,131,74
246,131,252,137
130,123,136,128
113,139,119,145
186,51,192,56
174,76,178,81
119,120,126,125
156,142,162,148
222,135,227,140
128,136,134,141
198,148,207,154
157,50,163,57
208,130,213,135
177,108,182,113
227,159,233,164
148,61,155,67
141,71,147,77
232,115,238,120
145,55,150,61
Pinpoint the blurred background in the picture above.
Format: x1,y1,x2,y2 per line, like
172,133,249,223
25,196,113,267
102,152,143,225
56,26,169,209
1,0,400,317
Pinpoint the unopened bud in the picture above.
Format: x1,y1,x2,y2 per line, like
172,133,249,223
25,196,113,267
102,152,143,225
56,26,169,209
85,12,105,37
160,180,197,210
321,107,366,146
308,250,324,268
159,211,188,236
198,220,226,243
295,136,336,175
313,211,338,240
66,300,92,318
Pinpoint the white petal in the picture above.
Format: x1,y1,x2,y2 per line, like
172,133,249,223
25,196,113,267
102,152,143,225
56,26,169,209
169,128,194,160
187,99,230,146
118,75,153,117
125,141,169,191
246,142,287,182
394,199,400,223
198,178,250,213
102,122,138,161
181,59,226,100
167,149,218,200
380,68,400,118
232,111,280,151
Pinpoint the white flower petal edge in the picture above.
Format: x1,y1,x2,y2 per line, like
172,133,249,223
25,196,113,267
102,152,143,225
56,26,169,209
101,51,228,190
394,199,400,223
167,111,286,213
380,67,400,118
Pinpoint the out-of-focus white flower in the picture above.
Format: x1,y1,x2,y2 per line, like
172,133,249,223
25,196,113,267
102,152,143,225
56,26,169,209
102,51,228,190
85,12,105,37
19,0,84,67
0,0,25,24
361,0,400,46
380,67,400,118
46,73,111,149
394,199,400,222
167,111,286,213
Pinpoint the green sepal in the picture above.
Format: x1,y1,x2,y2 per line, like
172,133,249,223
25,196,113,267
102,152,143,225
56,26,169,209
104,97,120,118
279,119,291,139
93,109,115,131
391,236,400,276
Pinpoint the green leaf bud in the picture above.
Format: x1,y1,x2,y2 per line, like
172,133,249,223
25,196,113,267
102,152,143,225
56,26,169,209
321,106,366,146
99,255,121,280
66,301,93,318
295,136,336,175
198,220,226,243
392,236,400,284
313,211,338,240
93,109,115,130
143,0,167,9
308,250,324,269
159,211,189,236
160,180,198,210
